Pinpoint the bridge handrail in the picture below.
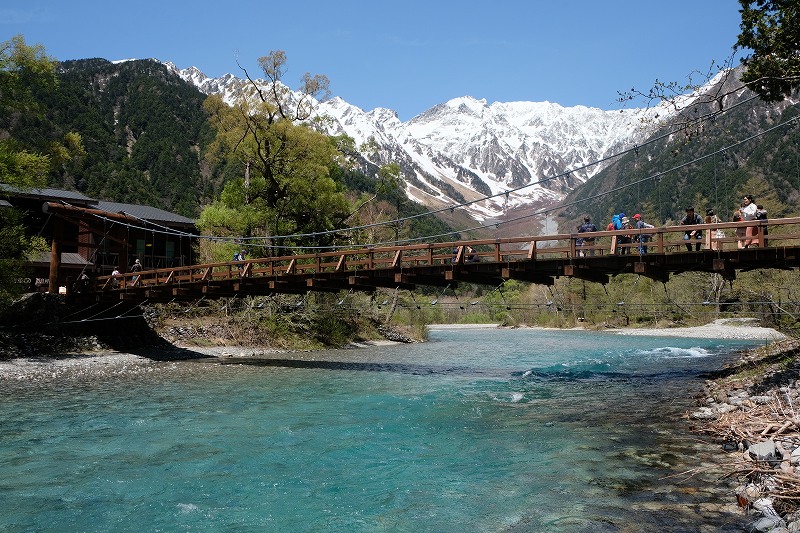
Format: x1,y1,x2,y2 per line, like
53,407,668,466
89,215,794,292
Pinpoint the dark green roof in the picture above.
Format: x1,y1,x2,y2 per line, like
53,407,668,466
1,183,195,227
0,184,96,205
95,201,195,226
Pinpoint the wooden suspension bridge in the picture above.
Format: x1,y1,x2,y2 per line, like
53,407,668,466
69,216,800,305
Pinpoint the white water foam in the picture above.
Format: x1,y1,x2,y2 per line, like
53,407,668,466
641,346,713,359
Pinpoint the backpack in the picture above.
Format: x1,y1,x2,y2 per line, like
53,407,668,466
233,252,241,261
612,215,622,230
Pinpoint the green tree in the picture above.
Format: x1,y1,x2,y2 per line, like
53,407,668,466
199,51,350,256
0,35,59,310
0,35,56,188
737,0,800,103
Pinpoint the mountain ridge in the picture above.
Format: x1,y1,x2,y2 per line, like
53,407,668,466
166,62,678,225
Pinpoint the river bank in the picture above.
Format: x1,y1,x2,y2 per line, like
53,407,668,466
687,334,800,532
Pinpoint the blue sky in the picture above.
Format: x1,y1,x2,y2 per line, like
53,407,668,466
2,1,746,120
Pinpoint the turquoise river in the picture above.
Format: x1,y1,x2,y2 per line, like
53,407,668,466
0,327,764,532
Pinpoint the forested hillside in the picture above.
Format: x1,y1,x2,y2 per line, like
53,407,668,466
7,57,454,241
7,58,213,216
558,67,800,229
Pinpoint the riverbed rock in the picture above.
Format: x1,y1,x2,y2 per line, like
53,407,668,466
691,406,718,420
791,447,800,465
749,439,778,463
748,498,786,532
751,395,775,405
377,325,415,343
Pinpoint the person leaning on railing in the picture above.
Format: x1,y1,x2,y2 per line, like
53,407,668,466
680,206,703,251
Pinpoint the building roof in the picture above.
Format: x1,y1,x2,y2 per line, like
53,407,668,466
1,183,196,227
0,184,96,206
95,201,196,226
29,251,93,268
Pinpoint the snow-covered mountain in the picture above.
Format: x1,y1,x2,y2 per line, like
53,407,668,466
169,63,671,221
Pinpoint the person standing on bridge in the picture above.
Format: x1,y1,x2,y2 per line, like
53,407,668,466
632,214,654,254
732,211,747,249
705,208,723,251
739,195,758,248
680,207,703,251
618,216,633,255
607,213,624,254
756,204,768,247
577,216,597,256
234,249,247,276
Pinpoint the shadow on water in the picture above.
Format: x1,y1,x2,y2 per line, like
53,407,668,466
219,357,512,377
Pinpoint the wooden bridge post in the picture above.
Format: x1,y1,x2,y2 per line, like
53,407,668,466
526,241,536,260
391,250,402,268
48,220,62,294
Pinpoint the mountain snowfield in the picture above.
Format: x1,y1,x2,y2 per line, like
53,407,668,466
169,62,678,222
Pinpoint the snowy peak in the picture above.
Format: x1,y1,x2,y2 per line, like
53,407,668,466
171,63,672,222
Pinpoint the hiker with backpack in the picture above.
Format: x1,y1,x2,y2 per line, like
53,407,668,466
607,213,625,254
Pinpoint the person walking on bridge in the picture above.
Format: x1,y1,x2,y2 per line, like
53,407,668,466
130,258,143,285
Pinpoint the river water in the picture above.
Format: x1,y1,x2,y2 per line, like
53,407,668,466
0,328,761,532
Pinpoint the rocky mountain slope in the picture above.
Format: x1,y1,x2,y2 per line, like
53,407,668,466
171,63,678,222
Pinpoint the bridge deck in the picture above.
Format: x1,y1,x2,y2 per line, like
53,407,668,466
76,216,800,304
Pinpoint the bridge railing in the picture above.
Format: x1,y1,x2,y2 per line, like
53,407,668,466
90,216,800,292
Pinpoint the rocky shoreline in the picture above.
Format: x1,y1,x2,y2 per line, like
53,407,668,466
689,335,800,532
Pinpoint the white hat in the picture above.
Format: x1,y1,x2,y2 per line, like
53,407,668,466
621,217,630,224
134,259,140,264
